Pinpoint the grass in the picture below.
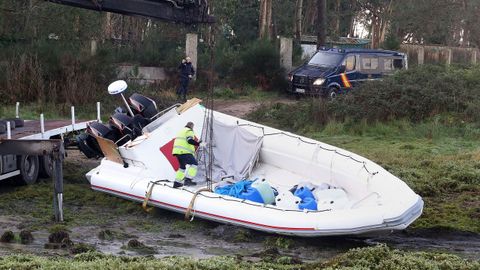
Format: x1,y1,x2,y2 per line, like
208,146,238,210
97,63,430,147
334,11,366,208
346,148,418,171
0,89,178,122
195,86,282,102
309,123,480,233
0,245,477,269
248,108,480,233
0,158,148,231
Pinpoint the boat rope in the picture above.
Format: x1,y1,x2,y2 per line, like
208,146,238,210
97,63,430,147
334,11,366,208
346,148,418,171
185,187,211,221
150,181,332,213
237,123,379,176
142,180,169,212
197,7,217,192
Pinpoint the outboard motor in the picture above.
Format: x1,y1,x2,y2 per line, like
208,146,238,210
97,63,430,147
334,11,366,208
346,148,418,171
88,122,120,142
77,133,100,158
129,93,158,119
109,113,144,145
77,122,113,159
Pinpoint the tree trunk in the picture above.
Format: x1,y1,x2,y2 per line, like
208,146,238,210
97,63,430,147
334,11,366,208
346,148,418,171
294,0,303,41
267,0,273,40
334,0,341,37
103,12,112,42
259,0,273,39
348,0,357,37
317,0,327,48
370,13,379,49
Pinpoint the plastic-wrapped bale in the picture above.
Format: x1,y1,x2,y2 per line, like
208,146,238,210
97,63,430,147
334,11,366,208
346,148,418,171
251,179,275,204
315,188,350,211
275,192,301,210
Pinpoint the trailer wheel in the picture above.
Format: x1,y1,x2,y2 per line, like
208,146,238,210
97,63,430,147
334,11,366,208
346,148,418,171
16,155,39,185
5,118,24,128
39,155,53,178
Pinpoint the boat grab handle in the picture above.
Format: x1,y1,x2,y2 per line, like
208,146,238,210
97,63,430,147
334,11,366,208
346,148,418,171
115,134,132,145
149,103,182,121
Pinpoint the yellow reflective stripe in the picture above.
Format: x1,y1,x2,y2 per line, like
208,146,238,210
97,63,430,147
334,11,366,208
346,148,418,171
175,169,185,181
186,165,197,178
173,145,194,154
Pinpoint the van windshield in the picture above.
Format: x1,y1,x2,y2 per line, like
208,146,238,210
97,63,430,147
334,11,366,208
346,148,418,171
308,52,344,67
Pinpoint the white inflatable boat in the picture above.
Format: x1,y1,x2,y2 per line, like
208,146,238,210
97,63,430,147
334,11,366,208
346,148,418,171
86,97,423,237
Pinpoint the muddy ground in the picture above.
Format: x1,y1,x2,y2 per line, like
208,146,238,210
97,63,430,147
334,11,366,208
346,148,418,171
0,99,479,263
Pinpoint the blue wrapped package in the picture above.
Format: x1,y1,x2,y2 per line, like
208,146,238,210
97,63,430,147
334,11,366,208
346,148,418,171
215,180,253,197
294,186,315,201
238,187,264,204
215,180,264,203
299,197,317,211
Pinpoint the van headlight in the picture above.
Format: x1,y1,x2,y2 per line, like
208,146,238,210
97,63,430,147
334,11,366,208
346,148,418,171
313,78,325,86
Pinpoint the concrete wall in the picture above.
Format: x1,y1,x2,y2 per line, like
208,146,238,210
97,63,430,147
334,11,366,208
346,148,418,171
400,44,479,67
117,66,167,85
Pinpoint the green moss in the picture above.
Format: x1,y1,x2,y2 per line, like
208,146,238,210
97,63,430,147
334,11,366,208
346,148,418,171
264,236,294,249
70,243,96,255
0,246,477,269
311,245,480,270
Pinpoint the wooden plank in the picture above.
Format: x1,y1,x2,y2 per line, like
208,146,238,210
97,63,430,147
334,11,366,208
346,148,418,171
95,136,124,165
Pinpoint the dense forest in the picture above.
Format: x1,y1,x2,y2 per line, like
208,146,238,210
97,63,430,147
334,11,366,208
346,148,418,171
1,0,479,104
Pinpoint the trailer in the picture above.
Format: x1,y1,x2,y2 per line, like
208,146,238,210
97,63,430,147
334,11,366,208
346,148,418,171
0,103,97,185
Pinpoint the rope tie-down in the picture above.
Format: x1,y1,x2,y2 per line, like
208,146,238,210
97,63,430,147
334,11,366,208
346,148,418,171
184,188,211,221
142,180,169,212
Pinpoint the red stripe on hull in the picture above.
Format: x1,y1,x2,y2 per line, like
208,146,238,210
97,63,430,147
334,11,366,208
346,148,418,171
91,184,316,231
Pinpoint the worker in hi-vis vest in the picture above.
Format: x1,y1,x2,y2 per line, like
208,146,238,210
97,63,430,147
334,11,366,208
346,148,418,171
172,122,203,187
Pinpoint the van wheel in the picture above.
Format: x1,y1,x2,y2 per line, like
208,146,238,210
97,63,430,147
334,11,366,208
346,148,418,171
16,155,39,185
327,87,340,99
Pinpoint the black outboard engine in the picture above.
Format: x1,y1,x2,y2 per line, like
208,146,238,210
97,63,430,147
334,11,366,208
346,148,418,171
129,93,158,119
77,122,119,158
109,113,144,145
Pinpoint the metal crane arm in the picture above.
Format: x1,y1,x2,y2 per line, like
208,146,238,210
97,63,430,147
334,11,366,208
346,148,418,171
45,0,215,24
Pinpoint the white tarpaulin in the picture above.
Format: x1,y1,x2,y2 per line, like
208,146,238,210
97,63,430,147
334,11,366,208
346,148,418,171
195,119,263,183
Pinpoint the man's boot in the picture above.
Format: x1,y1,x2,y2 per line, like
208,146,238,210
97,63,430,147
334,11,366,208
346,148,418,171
173,181,183,188
184,178,197,186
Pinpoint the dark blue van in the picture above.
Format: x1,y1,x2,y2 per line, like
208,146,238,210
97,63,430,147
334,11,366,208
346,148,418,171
288,48,407,98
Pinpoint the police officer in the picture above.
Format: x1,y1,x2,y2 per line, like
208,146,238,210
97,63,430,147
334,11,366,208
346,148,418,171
177,56,195,102
172,121,201,187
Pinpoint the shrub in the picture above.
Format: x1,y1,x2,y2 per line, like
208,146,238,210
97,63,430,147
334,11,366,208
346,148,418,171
231,40,287,92
327,65,480,124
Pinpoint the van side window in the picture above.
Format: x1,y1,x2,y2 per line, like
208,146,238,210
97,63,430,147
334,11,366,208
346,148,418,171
361,56,379,71
383,58,393,72
345,55,356,72
393,59,404,69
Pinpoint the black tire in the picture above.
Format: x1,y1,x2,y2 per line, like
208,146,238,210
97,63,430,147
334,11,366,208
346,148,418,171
327,87,340,99
39,155,53,179
16,155,40,185
5,118,24,128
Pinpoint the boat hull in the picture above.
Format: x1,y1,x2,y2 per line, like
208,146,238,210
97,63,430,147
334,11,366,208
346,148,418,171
86,103,424,237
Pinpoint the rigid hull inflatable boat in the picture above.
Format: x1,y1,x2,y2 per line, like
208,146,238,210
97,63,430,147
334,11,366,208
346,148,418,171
85,99,423,237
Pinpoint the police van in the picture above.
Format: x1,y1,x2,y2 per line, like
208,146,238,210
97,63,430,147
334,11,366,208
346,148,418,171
288,48,407,98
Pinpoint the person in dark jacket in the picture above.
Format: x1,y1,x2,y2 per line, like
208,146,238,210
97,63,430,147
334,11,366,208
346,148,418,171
177,56,195,102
